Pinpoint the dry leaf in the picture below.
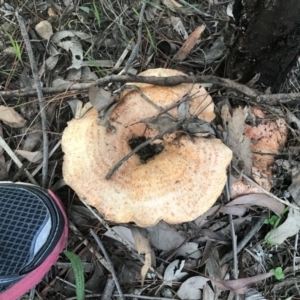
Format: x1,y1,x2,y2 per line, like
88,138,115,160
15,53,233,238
35,20,53,40
162,0,182,9
222,105,252,176
104,226,136,249
170,16,188,39
51,31,83,69
226,194,285,215
88,86,115,112
145,221,185,251
176,242,202,259
177,276,208,300
0,106,27,128
211,271,274,294
163,260,188,286
173,25,206,61
15,150,43,163
130,226,152,286
265,208,300,244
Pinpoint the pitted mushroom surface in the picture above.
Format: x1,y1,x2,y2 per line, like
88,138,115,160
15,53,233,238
62,68,232,226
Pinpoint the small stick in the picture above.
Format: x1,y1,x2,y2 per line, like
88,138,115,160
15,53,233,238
220,214,266,265
101,275,115,300
90,229,125,300
0,74,259,99
16,12,49,187
124,2,147,73
69,221,110,271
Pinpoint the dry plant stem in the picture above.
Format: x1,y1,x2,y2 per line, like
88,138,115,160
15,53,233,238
257,92,300,105
101,275,115,300
16,13,49,187
105,118,186,179
293,232,299,275
220,214,266,265
68,221,110,271
66,294,174,300
55,276,94,293
31,140,61,176
225,179,238,280
0,75,259,99
28,288,36,300
0,136,38,184
124,2,147,73
90,229,125,300
81,201,163,279
233,166,300,210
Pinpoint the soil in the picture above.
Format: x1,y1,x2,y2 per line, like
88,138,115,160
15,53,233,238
227,0,300,92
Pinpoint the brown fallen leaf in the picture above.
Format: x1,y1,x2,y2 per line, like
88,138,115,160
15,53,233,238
173,25,206,61
88,86,115,112
221,105,252,176
130,226,152,286
0,106,27,128
226,194,285,215
211,271,274,294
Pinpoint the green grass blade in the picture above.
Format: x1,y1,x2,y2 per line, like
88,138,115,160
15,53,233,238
5,31,22,63
93,0,101,27
64,250,85,300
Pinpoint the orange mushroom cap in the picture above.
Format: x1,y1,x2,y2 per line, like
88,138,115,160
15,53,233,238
62,68,232,226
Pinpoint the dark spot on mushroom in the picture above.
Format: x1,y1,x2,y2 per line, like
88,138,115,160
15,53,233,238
128,136,164,163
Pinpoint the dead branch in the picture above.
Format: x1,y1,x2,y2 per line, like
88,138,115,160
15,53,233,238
124,2,147,73
16,13,49,188
3,72,300,105
0,74,259,99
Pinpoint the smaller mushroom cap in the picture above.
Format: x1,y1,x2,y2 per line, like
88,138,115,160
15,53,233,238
62,68,232,227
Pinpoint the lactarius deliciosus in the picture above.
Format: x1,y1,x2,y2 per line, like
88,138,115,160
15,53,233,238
62,68,232,227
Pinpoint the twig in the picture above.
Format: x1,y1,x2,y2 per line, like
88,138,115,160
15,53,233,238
101,275,115,300
16,12,49,187
68,221,110,271
66,294,174,300
293,232,299,275
0,74,260,100
257,92,300,105
0,136,38,185
124,2,147,73
225,178,238,280
105,118,186,179
90,229,125,300
220,213,266,265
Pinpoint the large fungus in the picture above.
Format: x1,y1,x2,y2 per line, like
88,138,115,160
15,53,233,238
62,68,232,227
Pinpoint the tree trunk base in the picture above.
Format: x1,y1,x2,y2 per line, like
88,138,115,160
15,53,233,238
227,0,300,92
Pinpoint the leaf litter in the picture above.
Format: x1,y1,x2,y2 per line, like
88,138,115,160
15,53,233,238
0,0,300,299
